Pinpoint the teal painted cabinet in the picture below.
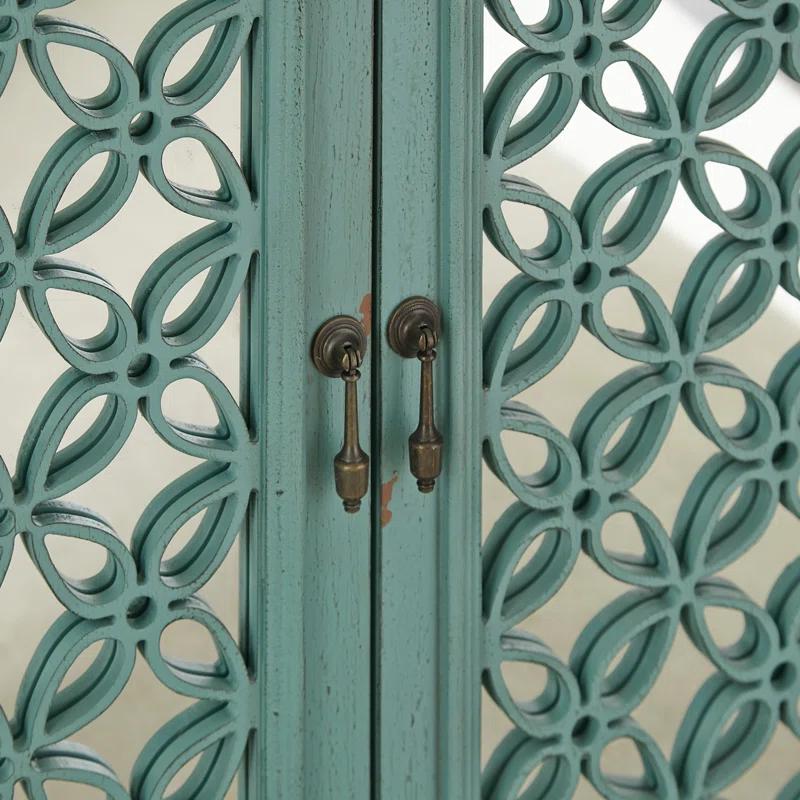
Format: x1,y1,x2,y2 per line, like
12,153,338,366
3,0,800,798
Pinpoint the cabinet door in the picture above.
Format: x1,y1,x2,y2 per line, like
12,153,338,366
0,1,373,798
379,1,800,799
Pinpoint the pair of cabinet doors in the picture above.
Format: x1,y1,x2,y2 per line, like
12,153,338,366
3,0,800,798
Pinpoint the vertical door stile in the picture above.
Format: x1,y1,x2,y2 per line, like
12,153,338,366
302,0,375,798
246,0,375,797
243,2,306,797
437,5,484,798
373,1,483,797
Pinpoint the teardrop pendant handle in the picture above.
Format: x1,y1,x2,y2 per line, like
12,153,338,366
312,316,369,513
387,297,443,493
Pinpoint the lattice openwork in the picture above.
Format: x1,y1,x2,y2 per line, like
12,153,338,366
481,1,800,797
0,1,259,796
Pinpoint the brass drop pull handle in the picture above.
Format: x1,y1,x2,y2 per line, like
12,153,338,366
312,316,369,513
388,297,443,493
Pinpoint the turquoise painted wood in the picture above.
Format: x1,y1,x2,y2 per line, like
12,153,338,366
8,1,800,799
477,1,800,799
301,0,373,797
0,1,373,798
373,2,482,798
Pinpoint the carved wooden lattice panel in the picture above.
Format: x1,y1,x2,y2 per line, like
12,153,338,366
0,1,261,797
480,1,800,798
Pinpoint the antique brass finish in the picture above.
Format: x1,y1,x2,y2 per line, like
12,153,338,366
312,316,369,513
387,297,443,493
312,315,367,378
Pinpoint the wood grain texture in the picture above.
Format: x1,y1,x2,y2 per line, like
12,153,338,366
373,1,482,797
302,0,374,797
245,1,373,796
242,3,305,798
437,3,483,798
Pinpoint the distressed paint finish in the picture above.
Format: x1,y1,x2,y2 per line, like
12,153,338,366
0,0,373,798
374,1,482,798
302,0,374,796
242,1,305,797
480,1,800,798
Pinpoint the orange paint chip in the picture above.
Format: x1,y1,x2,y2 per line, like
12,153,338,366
381,472,399,527
359,293,373,335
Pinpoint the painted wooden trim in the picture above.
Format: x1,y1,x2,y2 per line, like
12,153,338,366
241,4,306,797
243,1,374,796
301,0,374,796
436,2,484,797
373,0,483,796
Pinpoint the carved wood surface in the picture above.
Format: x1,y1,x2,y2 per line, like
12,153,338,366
480,1,800,798
0,2,261,796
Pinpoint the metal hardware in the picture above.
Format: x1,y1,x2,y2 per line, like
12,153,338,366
312,316,370,513
387,297,443,493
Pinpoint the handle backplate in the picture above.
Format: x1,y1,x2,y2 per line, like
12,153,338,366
312,315,368,377
387,296,442,359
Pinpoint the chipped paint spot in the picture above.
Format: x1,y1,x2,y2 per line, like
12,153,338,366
359,292,372,335
381,472,399,527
